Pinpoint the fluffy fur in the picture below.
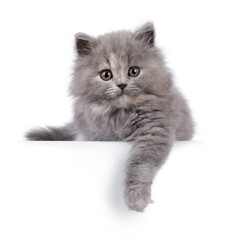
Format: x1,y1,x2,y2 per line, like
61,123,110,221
26,22,194,212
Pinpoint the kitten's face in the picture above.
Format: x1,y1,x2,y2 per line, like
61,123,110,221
94,53,143,100
71,23,169,107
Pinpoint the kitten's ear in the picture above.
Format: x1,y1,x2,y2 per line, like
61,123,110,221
75,33,97,56
134,22,155,48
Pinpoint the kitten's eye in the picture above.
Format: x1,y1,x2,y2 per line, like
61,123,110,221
128,67,140,77
100,70,113,81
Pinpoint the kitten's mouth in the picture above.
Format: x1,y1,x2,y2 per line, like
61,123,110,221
118,89,136,98
119,90,127,96
116,88,135,98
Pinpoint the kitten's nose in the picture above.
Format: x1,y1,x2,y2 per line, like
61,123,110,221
117,84,127,90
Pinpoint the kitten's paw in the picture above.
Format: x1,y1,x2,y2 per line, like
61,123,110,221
124,184,152,212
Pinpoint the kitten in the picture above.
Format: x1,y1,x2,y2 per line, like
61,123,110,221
26,22,194,212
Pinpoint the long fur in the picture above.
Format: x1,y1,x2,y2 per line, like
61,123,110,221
25,123,76,141
26,22,194,212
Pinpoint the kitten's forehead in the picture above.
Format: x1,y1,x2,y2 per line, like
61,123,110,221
109,53,125,71
98,53,127,72
97,32,135,64
94,31,157,70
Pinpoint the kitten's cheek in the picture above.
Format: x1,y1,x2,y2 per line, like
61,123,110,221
93,75,109,83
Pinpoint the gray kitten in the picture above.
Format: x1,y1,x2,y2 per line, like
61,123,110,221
26,22,194,212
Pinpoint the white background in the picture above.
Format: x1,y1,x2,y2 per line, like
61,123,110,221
0,0,240,239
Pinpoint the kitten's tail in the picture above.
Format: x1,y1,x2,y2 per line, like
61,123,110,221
25,123,76,141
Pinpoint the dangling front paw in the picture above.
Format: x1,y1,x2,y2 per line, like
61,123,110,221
124,183,152,212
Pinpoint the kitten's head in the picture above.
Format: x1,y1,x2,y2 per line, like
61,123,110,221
71,22,171,108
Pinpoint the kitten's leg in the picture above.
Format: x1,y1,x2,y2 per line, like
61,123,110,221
125,124,174,212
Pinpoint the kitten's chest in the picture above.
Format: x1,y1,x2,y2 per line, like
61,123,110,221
86,106,138,141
